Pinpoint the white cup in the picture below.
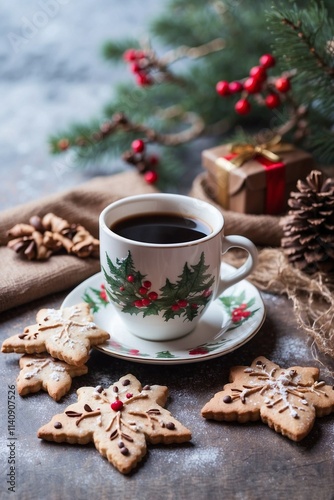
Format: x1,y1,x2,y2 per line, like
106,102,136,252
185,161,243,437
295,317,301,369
99,193,258,341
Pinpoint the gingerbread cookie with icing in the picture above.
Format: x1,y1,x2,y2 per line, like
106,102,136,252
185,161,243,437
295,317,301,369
17,354,88,401
201,356,334,441
1,303,109,366
38,374,192,474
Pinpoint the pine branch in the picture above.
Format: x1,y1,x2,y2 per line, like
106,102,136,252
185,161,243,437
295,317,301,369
269,2,334,88
48,0,334,186
102,39,139,62
267,1,334,161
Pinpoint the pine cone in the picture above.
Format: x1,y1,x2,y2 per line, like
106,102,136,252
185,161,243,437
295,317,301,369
281,170,334,274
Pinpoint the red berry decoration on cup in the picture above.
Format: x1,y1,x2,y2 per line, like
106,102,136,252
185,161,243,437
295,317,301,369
178,299,188,308
134,299,144,308
148,291,158,301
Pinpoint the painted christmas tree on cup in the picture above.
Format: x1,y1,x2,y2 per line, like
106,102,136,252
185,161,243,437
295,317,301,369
103,251,214,322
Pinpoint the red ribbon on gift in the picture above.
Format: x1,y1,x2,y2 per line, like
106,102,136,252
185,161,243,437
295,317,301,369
221,136,293,215
257,156,286,215
223,153,286,215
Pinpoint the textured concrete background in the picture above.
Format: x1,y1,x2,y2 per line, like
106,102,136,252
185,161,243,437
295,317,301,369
0,1,169,210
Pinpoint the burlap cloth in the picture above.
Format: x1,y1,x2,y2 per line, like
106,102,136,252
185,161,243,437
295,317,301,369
0,171,158,313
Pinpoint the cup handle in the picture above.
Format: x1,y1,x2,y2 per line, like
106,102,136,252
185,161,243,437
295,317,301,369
215,235,258,298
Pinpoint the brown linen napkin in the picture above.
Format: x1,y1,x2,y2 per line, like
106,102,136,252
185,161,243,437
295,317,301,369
0,171,158,313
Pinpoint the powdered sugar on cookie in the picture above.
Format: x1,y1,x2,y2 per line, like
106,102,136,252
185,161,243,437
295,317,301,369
17,353,88,401
2,303,110,366
201,356,334,441
37,374,192,474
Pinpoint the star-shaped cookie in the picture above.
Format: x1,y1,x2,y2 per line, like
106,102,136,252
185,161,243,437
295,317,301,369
17,354,88,401
201,356,334,441
1,303,109,366
38,374,192,474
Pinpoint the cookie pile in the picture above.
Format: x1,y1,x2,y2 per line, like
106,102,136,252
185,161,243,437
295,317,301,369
1,303,110,401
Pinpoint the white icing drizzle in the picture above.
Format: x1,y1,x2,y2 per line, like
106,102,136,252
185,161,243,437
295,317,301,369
228,362,320,419
23,358,66,380
79,322,97,332
44,308,64,322
39,306,96,351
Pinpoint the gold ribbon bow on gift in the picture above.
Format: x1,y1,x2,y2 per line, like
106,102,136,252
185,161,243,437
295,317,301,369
229,135,293,168
214,135,293,209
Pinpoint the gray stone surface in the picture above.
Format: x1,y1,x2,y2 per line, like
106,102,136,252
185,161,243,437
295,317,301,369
0,1,169,210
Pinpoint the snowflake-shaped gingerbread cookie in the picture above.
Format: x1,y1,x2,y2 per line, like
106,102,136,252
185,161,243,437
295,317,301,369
17,354,88,401
38,374,192,474
2,303,109,366
201,356,334,441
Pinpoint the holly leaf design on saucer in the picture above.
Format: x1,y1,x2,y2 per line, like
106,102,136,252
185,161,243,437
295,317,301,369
188,339,230,356
82,284,109,313
219,291,259,328
155,351,178,359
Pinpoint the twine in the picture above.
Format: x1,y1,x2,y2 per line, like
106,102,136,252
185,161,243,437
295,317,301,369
249,248,334,359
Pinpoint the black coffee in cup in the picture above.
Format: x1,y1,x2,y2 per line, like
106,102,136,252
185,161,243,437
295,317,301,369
110,213,211,244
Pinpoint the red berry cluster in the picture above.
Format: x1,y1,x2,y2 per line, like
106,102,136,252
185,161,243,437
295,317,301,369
123,48,153,87
122,139,159,184
216,53,291,115
231,303,251,323
188,346,209,356
171,299,188,312
127,277,159,308
170,289,211,313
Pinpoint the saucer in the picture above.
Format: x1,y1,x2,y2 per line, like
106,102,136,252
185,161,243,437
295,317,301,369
62,263,265,365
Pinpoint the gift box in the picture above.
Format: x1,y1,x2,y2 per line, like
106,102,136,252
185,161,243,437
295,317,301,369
201,140,315,215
